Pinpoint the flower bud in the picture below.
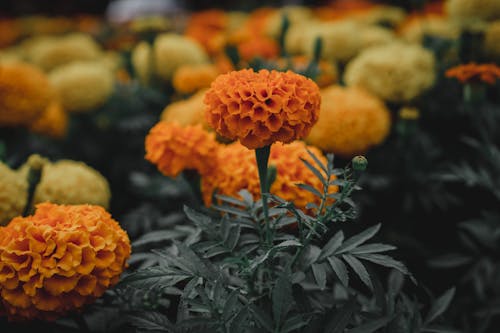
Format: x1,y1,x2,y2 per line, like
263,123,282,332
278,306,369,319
352,155,368,172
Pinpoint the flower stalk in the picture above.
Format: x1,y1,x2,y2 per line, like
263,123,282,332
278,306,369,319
255,145,271,244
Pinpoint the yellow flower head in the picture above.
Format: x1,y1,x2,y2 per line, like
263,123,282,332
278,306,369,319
49,61,114,113
485,21,500,59
153,33,209,81
201,141,338,211
0,203,131,321
172,64,219,94
0,62,53,126
28,99,68,139
160,89,210,129
0,162,27,226
145,122,220,178
306,86,391,157
446,0,500,21
204,69,321,149
25,159,111,209
131,41,153,85
344,42,436,102
27,33,102,71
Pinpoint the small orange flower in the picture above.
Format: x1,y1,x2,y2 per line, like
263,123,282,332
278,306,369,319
172,64,220,94
446,63,500,85
29,100,68,139
145,122,219,177
0,203,131,321
201,141,337,211
237,37,280,62
204,69,321,149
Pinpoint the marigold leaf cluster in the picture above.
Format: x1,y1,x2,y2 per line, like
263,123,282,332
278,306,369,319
0,203,131,320
204,69,321,149
145,122,219,178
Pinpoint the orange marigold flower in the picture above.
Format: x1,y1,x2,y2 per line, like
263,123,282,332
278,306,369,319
201,141,338,211
0,203,131,321
145,122,219,177
204,69,321,149
0,62,53,127
28,100,68,139
445,63,500,85
172,64,220,94
237,37,280,62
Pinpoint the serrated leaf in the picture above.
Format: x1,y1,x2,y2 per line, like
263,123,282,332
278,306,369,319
184,206,212,228
213,205,252,218
127,311,174,332
301,157,327,183
119,266,191,289
296,183,323,198
312,263,327,290
336,224,381,254
272,274,293,327
345,315,394,333
281,314,310,333
323,297,358,333
132,229,188,247
342,254,373,290
225,224,241,251
356,254,409,276
349,243,396,255
319,231,344,261
424,287,456,325
327,256,349,287
307,148,328,174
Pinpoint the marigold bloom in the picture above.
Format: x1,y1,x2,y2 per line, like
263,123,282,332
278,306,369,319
344,42,436,102
237,37,280,62
131,41,153,85
19,159,111,209
26,33,102,71
172,64,219,94
446,63,500,84
306,86,391,157
49,61,114,113
485,21,500,59
0,62,53,126
201,141,338,211
204,69,321,149
185,10,228,55
446,0,500,21
145,122,219,178
161,89,210,128
0,162,27,226
398,14,459,44
0,203,131,320
153,33,209,81
29,100,68,139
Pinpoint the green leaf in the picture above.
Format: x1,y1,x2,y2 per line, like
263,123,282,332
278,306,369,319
424,287,456,325
349,243,396,255
184,206,212,228
272,274,293,328
222,289,241,321
428,254,472,268
355,254,409,276
307,148,328,174
296,183,323,198
323,297,358,333
318,231,344,261
342,254,373,290
250,304,274,332
422,327,461,333
301,157,327,184
281,314,310,333
327,256,349,287
119,266,191,289
275,239,303,249
127,311,174,332
345,315,394,333
336,224,381,254
224,224,241,251
312,263,327,290
132,229,188,247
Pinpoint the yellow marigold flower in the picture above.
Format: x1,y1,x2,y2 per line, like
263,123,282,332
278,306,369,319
153,33,209,81
28,100,68,139
0,162,27,226
398,15,460,44
0,62,53,126
49,61,114,113
26,33,102,71
306,86,391,157
446,0,500,21
344,42,436,102
204,69,321,149
445,62,500,84
145,122,219,178
0,203,131,321
161,89,210,128
172,64,219,94
201,141,338,211
24,159,111,209
131,41,153,85
484,21,500,59
264,6,313,38
130,15,171,33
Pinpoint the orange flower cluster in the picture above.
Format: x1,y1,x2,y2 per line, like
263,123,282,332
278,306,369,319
445,63,500,85
204,69,321,149
0,203,131,320
28,100,68,139
201,141,337,211
237,37,280,62
185,10,228,55
145,122,219,177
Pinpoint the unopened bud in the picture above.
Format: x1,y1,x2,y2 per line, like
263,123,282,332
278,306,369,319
352,155,368,172
26,154,48,171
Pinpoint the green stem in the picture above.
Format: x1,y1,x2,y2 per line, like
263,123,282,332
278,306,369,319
23,167,43,217
255,145,271,244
